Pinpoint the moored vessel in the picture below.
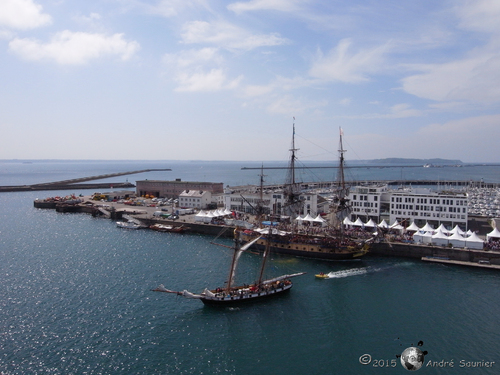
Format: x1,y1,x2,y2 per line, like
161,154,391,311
240,124,370,260
149,223,186,233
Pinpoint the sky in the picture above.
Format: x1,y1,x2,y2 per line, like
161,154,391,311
1,0,500,163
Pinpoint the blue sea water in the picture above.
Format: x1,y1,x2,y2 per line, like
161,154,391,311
1,160,500,374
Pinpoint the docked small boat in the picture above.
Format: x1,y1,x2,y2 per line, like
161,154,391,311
116,221,141,229
149,223,186,233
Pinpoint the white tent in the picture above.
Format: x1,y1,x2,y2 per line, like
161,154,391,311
297,213,315,222
364,219,376,228
406,222,420,232
195,210,207,222
313,215,327,226
343,217,354,226
431,229,449,246
353,218,365,227
486,227,500,240
465,232,484,250
390,220,404,231
449,225,465,236
447,231,466,248
377,219,389,229
420,222,434,232
436,224,450,235
389,220,400,228
414,231,433,244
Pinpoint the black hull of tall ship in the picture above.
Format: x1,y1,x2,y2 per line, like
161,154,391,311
200,283,293,306
241,233,368,261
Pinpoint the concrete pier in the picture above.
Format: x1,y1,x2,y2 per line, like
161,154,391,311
0,169,170,192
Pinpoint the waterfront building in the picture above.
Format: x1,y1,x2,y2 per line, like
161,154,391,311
349,184,468,229
178,190,212,209
223,187,319,217
136,179,223,199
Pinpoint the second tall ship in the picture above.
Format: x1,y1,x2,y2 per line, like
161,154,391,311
240,125,371,260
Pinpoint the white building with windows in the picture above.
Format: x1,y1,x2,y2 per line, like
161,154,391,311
223,188,319,217
178,190,212,209
348,184,468,229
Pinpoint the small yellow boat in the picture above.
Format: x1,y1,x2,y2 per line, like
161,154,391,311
315,273,329,279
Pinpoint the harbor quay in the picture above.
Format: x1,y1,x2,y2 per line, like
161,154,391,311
34,193,500,269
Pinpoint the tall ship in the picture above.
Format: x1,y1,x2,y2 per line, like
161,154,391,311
152,229,305,305
240,124,370,260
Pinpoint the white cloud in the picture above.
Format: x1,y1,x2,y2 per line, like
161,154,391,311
266,94,326,115
401,51,500,104
146,0,211,17
309,38,389,83
455,0,500,34
174,69,242,92
400,0,500,105
348,114,500,162
164,48,242,92
0,0,51,30
9,30,140,64
163,47,222,68
228,0,303,14
339,98,351,107
180,20,289,50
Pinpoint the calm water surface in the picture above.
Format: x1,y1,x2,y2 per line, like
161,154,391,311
1,161,500,374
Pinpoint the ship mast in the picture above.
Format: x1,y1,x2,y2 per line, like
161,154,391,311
225,229,240,293
257,227,272,286
337,127,347,200
333,127,351,231
283,118,302,218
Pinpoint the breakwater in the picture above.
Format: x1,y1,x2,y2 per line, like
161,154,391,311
0,168,171,192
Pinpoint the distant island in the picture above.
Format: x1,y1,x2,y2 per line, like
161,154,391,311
359,158,463,165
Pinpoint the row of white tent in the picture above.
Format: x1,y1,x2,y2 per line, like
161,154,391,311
344,217,500,239
343,217,500,250
295,214,327,225
195,209,233,223
413,229,484,249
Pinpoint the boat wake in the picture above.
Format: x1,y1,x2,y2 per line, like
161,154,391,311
325,262,414,279
326,268,368,278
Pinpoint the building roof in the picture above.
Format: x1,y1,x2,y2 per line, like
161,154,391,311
179,190,210,197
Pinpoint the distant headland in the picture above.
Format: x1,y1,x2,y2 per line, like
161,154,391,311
361,158,463,165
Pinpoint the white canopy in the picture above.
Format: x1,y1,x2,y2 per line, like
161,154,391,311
353,218,365,227
195,210,207,222
364,219,376,227
389,220,404,231
447,231,466,248
343,217,354,226
389,220,400,228
487,227,500,240
449,225,465,236
296,213,315,222
432,229,449,246
413,231,432,244
377,219,389,228
406,222,420,232
313,215,327,225
465,232,484,249
420,222,434,232
436,224,450,235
